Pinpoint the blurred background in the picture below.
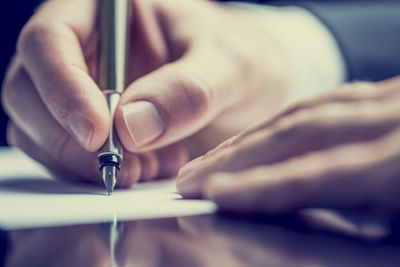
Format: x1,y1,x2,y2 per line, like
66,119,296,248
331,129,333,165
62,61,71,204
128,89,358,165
0,1,41,146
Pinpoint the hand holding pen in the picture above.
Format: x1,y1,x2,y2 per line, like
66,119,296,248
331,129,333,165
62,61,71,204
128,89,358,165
2,0,289,188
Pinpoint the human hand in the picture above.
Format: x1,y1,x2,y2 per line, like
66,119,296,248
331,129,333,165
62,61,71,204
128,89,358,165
2,0,288,186
177,77,400,215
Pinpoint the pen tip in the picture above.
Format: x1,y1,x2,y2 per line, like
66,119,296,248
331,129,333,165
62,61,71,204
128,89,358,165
102,165,118,196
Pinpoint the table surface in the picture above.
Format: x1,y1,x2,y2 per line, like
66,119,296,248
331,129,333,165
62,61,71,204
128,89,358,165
1,148,400,266
1,212,400,267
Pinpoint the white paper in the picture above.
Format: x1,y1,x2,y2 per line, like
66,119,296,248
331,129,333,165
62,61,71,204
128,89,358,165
0,147,217,230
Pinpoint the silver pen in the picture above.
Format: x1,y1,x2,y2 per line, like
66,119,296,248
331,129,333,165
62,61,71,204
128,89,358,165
97,0,128,195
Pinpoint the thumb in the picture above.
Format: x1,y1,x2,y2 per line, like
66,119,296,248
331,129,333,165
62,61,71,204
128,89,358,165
115,48,243,151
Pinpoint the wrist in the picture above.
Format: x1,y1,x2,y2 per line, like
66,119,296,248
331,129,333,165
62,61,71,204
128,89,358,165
224,3,346,106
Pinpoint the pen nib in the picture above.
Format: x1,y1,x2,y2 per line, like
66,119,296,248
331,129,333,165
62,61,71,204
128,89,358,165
102,165,118,196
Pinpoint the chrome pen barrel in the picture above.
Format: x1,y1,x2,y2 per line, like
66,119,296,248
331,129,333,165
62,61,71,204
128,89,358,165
98,0,128,94
98,91,122,157
97,0,128,194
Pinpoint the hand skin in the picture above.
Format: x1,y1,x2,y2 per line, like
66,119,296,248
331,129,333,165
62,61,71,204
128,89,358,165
177,77,400,215
1,0,288,187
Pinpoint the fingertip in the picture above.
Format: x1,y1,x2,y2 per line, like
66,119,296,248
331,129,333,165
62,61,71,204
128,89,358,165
176,156,208,198
176,174,203,199
177,156,203,179
115,99,167,153
176,177,194,198
68,85,111,152
67,108,110,152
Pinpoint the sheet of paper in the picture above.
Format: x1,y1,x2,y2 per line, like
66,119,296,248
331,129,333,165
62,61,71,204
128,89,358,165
0,147,217,230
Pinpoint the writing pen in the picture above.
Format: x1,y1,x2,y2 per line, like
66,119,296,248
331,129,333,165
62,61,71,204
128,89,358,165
97,0,128,195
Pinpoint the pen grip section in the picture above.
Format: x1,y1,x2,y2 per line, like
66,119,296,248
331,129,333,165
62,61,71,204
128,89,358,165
98,91,122,158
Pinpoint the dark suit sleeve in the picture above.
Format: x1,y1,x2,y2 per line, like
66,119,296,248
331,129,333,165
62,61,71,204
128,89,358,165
298,1,400,82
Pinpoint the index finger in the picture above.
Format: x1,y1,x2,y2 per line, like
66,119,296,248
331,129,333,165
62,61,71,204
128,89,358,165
17,0,109,151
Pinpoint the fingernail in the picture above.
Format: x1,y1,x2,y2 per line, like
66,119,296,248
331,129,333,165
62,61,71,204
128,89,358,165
122,101,164,147
68,114,93,148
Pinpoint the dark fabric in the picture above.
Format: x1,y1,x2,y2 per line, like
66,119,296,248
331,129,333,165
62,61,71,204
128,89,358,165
297,1,400,82
1,0,400,146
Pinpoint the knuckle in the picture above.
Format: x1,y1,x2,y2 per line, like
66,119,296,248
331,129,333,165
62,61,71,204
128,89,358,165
16,22,72,122
17,22,50,55
175,69,213,117
273,109,316,142
210,135,240,155
281,102,309,117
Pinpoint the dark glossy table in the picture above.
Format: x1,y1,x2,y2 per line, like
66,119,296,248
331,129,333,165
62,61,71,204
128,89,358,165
1,211,400,267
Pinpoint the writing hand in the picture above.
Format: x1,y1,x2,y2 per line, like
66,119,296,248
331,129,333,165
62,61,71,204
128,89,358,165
2,0,287,186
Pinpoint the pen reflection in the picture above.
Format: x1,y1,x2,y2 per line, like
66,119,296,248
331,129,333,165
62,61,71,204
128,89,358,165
5,214,400,267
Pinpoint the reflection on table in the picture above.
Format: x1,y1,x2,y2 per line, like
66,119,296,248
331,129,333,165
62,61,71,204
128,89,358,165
4,212,400,267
